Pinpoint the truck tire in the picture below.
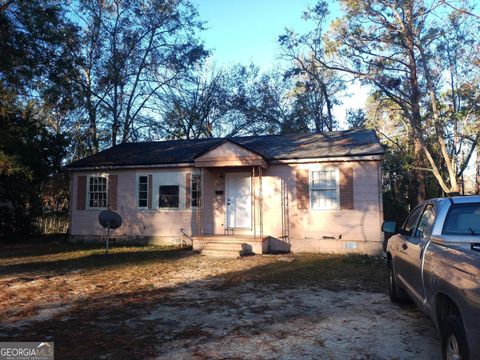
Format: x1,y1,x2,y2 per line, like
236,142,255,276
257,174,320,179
388,261,408,303
442,315,469,360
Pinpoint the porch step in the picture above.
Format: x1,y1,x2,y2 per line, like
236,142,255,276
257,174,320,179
203,242,246,251
198,237,263,243
193,235,269,256
201,248,244,258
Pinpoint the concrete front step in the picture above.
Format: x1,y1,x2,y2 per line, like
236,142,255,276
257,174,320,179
196,237,263,243
201,248,244,258
193,235,269,255
203,242,245,251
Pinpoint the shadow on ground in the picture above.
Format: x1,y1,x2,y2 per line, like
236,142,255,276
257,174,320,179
0,245,440,359
0,245,192,277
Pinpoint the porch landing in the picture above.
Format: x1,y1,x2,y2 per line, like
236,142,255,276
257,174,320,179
192,235,269,258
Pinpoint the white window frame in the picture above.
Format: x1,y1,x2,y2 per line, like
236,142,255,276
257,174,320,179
191,172,202,209
137,172,185,211
309,168,340,210
86,174,108,210
136,174,150,210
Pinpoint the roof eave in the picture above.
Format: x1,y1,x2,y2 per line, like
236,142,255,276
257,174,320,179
269,153,384,164
66,153,384,171
65,162,195,172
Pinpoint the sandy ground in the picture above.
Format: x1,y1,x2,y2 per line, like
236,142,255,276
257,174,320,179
147,283,440,359
0,244,440,359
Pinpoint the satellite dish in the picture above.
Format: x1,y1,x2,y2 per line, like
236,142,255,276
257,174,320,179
98,210,122,253
98,210,122,229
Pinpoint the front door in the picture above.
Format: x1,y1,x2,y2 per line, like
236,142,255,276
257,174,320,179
226,172,251,229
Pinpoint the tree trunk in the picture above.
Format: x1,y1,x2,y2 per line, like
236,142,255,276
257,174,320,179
404,20,425,206
407,136,425,208
85,80,99,153
88,106,99,153
414,138,426,204
321,82,333,131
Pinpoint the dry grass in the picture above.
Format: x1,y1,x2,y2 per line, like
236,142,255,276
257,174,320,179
0,241,388,359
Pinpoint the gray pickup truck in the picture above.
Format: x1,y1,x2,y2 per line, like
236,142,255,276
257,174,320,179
382,196,480,360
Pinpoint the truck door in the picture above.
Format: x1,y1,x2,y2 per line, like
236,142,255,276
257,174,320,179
395,205,424,286
401,204,435,303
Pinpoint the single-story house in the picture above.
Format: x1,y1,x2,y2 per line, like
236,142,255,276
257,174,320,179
66,129,385,256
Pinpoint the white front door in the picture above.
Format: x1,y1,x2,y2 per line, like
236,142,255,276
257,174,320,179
226,172,251,228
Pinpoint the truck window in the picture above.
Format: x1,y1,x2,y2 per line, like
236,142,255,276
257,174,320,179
402,206,424,236
414,205,435,238
442,203,480,235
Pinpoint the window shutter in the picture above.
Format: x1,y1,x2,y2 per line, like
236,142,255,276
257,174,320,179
108,175,118,210
77,175,87,210
185,173,191,209
340,165,354,210
296,169,309,210
147,174,153,209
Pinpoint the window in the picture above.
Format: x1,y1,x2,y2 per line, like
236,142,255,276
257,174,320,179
310,169,339,209
88,176,107,208
414,205,435,238
191,174,201,207
402,206,423,236
159,185,179,208
443,203,480,236
138,175,149,208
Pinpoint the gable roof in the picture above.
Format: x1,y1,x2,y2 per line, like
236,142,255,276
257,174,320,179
66,129,384,170
194,138,268,160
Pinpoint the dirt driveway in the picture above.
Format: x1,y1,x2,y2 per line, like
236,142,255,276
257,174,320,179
0,243,440,359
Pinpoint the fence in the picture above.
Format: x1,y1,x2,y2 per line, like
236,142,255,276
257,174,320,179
32,214,69,235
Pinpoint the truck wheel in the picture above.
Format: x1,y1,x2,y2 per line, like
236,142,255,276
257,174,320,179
388,261,407,303
442,315,469,360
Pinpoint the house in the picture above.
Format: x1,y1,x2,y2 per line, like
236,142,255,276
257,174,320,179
66,129,385,256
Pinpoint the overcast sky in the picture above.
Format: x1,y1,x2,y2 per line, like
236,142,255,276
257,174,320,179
193,0,369,127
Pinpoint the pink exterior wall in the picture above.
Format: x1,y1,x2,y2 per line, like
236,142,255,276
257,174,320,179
70,168,200,246
277,162,383,254
70,160,383,254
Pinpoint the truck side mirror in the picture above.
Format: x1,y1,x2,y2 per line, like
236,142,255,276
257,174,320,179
382,221,397,234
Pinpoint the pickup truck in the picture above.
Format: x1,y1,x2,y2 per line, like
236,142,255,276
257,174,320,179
382,196,480,360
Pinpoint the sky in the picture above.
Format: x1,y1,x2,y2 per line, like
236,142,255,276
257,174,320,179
193,0,369,127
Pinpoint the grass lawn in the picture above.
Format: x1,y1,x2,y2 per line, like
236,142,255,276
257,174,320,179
0,241,440,359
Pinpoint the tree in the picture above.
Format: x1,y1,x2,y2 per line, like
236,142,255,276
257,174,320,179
346,108,366,129
437,12,480,194
0,102,68,237
365,93,442,216
278,1,345,132
147,62,232,139
316,0,480,204
0,0,76,237
69,0,207,150
151,64,314,139
237,71,311,135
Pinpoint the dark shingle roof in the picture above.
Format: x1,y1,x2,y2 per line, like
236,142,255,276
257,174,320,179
66,129,384,169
